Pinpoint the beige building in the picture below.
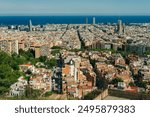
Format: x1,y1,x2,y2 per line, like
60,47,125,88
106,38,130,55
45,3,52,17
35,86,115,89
34,44,49,58
0,39,18,54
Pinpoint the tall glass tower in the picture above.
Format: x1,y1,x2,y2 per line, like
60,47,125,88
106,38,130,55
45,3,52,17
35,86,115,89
93,17,96,24
29,20,32,31
117,20,123,34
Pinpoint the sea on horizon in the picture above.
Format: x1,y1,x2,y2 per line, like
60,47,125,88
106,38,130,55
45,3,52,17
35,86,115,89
0,16,150,25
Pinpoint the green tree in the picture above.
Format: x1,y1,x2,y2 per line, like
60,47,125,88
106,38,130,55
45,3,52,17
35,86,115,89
51,49,60,56
145,50,150,55
129,82,135,86
83,90,102,100
19,49,35,60
0,51,25,96
44,91,53,97
111,77,123,86
137,81,147,89
46,58,57,69
25,69,32,75
0,86,9,96
51,46,62,49
0,64,19,95
0,51,11,64
39,56,47,63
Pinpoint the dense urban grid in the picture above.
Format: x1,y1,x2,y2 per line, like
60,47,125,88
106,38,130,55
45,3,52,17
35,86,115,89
0,18,150,100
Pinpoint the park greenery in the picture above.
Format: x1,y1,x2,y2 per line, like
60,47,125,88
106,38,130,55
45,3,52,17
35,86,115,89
0,49,57,96
83,90,102,100
129,82,135,87
19,49,57,68
0,51,23,96
90,48,116,53
51,46,62,49
110,77,123,87
145,50,150,55
51,46,61,56
44,91,53,97
51,49,60,56
38,56,57,69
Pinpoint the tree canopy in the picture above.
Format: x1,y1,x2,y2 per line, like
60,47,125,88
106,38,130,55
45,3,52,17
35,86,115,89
0,52,23,95
145,50,150,55
0,49,57,97
110,77,123,86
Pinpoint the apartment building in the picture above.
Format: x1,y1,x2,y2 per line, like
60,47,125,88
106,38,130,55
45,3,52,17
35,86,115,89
0,39,18,54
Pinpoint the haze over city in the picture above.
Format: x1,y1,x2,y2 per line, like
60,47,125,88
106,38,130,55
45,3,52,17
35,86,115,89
0,0,150,15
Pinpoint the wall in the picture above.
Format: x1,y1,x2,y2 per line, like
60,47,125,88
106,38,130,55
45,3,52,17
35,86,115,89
109,89,150,100
94,89,108,100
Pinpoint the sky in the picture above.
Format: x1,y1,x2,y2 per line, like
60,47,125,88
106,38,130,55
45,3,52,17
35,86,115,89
0,0,150,16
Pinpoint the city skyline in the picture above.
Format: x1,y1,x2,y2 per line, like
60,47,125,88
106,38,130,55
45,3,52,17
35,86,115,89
0,0,150,16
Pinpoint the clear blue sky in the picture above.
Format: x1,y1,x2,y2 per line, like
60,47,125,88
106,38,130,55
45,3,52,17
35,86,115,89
0,0,149,15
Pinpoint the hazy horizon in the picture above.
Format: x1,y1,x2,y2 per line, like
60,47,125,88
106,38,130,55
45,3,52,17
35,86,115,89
0,14,150,16
0,0,150,16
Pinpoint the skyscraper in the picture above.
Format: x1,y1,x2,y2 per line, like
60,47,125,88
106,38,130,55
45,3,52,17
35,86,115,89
117,20,123,34
93,17,96,24
123,23,126,33
29,20,32,31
